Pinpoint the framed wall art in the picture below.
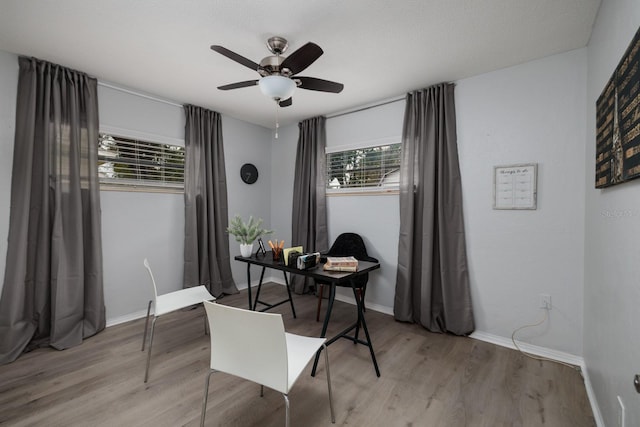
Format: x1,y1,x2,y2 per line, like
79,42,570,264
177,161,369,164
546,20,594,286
595,26,640,188
493,163,537,210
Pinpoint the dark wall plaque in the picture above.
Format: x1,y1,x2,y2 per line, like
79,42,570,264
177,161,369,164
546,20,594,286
595,26,640,188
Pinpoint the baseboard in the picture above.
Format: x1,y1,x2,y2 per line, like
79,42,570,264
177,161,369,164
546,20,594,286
470,331,582,365
106,309,148,327
579,362,605,427
471,331,604,427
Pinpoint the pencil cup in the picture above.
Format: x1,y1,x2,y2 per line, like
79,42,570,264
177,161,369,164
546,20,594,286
272,247,282,261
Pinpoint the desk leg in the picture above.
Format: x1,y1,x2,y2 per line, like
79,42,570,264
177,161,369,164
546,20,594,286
353,279,380,377
311,284,336,377
246,263,252,310
353,286,361,343
283,272,297,318
252,267,266,311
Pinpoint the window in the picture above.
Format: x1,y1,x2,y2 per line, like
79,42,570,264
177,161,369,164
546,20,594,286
326,143,401,194
98,133,185,192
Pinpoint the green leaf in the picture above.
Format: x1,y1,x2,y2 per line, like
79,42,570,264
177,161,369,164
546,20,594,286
226,214,273,245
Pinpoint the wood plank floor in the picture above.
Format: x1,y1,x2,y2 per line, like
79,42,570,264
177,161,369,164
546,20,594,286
0,283,595,426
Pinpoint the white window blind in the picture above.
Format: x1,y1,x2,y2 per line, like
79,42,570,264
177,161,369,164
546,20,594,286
326,143,401,193
98,133,184,191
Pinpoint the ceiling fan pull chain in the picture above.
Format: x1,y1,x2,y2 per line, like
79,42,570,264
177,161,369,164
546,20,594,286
274,102,279,139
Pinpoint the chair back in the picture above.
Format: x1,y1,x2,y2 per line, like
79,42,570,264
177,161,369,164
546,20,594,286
203,301,289,394
325,233,378,288
327,233,378,262
143,258,159,304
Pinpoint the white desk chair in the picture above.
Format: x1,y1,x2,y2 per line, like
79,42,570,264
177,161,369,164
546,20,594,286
200,301,335,427
142,258,215,383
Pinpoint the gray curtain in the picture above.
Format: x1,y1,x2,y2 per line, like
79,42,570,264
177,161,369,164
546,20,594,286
394,83,474,335
0,57,105,364
183,105,237,296
291,116,329,293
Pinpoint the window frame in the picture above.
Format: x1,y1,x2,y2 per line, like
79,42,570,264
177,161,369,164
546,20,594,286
98,126,185,193
325,138,401,196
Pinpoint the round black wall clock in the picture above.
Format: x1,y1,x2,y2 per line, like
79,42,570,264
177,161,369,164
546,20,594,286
240,163,258,184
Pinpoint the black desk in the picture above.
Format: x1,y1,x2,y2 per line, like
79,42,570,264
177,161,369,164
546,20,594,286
234,252,381,377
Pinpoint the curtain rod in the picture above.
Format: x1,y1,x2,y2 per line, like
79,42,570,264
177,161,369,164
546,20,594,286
326,96,405,120
326,82,456,120
97,81,184,108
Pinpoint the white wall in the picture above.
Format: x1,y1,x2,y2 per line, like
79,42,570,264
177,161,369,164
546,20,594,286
457,48,587,356
101,190,185,321
270,124,298,246
0,51,17,297
585,1,640,426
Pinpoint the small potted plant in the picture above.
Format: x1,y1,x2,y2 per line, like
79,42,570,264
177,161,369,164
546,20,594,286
227,215,273,257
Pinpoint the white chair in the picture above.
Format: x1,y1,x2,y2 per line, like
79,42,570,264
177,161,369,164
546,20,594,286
200,301,335,427
142,258,215,383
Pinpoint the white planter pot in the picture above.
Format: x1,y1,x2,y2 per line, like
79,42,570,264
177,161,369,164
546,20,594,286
240,243,254,257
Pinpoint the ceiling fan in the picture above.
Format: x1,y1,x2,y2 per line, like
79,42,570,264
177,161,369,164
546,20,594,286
211,36,344,107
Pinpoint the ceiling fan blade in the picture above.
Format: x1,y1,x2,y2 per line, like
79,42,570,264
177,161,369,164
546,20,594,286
281,42,323,75
211,45,260,71
279,97,292,107
296,76,344,93
217,80,259,90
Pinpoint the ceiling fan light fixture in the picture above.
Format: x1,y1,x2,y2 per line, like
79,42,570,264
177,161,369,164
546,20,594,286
258,75,296,101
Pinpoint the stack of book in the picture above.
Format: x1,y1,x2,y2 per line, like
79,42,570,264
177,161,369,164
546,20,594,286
323,256,358,272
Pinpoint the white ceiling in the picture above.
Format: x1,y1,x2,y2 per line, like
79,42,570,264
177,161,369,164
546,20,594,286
0,0,600,129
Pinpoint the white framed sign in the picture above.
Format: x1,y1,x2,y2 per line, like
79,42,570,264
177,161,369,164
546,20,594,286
493,163,537,210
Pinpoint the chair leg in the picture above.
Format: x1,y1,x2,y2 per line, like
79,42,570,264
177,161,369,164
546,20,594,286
260,384,264,397
353,287,361,343
144,317,157,383
283,394,290,427
141,300,152,351
323,344,336,423
316,284,324,322
200,369,215,427
204,306,209,336
361,284,367,312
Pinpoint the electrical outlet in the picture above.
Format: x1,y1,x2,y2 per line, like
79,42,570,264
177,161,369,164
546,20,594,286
539,294,552,310
617,395,625,427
